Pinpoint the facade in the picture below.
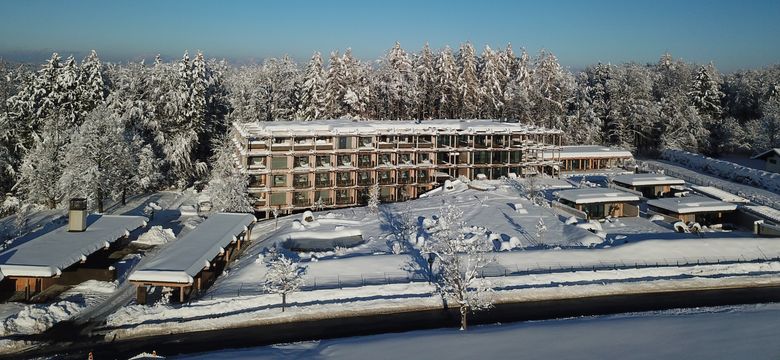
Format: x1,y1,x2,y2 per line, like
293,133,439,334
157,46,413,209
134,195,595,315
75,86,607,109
751,148,780,173
647,195,737,225
543,145,634,173
232,119,563,216
611,173,685,199
556,188,640,220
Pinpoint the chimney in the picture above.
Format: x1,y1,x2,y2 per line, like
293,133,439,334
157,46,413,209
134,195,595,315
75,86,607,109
68,198,87,232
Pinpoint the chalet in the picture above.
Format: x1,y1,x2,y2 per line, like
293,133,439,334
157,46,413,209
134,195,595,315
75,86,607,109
611,173,685,198
751,148,780,173
647,195,737,225
129,213,255,304
556,188,640,220
0,199,147,300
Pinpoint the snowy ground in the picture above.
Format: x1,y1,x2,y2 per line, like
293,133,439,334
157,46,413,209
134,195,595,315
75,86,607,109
172,302,780,360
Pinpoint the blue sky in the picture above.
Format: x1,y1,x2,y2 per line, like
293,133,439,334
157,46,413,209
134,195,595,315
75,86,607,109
0,0,778,71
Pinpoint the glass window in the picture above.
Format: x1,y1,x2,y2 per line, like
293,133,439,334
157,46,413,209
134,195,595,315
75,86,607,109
273,175,287,187
271,157,288,169
338,136,351,149
316,155,331,167
270,193,286,206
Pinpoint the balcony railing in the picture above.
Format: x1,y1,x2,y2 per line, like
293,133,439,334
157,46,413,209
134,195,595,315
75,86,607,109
293,198,311,207
378,143,395,149
336,179,355,187
378,177,395,185
398,177,412,184
248,181,266,188
315,180,332,188
314,198,333,206
357,178,373,186
398,143,414,149
335,197,354,205
379,195,396,202
293,181,311,189
358,161,375,168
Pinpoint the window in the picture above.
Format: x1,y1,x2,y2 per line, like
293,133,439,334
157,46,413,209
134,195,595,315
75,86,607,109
358,154,372,167
473,151,490,164
770,158,777,164
316,155,331,167
338,155,352,166
248,156,266,168
380,154,392,165
399,153,412,164
418,153,430,163
359,137,373,147
273,137,289,144
294,156,309,168
271,157,288,169
338,136,351,149
272,175,287,187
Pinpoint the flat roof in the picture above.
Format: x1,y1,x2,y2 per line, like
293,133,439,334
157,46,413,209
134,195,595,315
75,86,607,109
0,215,147,278
691,186,750,204
129,213,256,285
647,195,738,214
234,119,562,138
612,173,685,187
543,145,634,160
751,148,780,160
556,187,640,204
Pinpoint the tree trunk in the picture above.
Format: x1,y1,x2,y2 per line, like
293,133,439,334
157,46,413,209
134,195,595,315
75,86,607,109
282,293,286,312
460,305,468,331
97,187,104,213
121,188,127,205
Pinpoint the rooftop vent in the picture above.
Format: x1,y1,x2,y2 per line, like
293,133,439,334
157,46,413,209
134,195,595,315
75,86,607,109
68,198,87,232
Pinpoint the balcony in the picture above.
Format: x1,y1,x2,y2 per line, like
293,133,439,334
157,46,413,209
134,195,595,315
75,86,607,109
398,143,414,149
314,198,333,206
335,197,354,205
378,177,395,185
293,198,311,207
357,178,373,186
293,181,311,189
379,195,396,202
315,180,332,188
248,181,266,188
358,160,375,168
378,142,395,150
336,179,355,187
398,177,413,185
417,141,433,148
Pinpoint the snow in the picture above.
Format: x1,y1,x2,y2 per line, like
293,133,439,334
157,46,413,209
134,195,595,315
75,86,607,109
647,195,738,214
172,303,780,360
133,225,176,246
662,149,780,195
555,188,640,204
612,173,685,187
691,185,750,204
543,145,634,160
0,214,147,278
128,213,255,284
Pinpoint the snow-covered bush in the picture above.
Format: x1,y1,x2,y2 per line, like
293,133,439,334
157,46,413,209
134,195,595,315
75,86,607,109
662,149,780,194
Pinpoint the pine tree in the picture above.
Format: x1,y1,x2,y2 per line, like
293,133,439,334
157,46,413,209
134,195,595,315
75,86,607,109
689,63,724,119
208,133,253,213
436,46,459,119
15,125,66,209
78,50,106,115
479,45,504,118
296,52,327,120
457,42,481,119
378,42,416,120
414,43,437,119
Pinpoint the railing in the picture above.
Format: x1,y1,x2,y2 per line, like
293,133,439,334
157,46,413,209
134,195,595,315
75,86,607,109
358,178,374,186
398,177,413,184
293,181,311,189
315,144,333,150
358,161,375,168
378,143,396,149
292,199,311,207
315,180,332,188
378,177,395,185
335,197,354,205
417,142,433,148
314,198,333,206
398,143,414,149
336,179,355,187
379,195,396,202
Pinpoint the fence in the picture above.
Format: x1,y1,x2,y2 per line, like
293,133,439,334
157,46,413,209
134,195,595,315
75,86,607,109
551,200,587,219
206,252,780,299
641,161,780,210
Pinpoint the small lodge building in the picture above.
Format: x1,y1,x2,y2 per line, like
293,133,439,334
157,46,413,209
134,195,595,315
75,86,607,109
611,173,685,199
544,145,634,174
129,213,255,304
0,199,147,300
751,148,780,173
647,195,738,225
556,188,641,220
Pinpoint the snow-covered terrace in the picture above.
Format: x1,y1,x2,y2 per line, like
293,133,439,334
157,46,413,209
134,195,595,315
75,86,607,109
691,186,750,204
234,119,563,138
556,188,640,205
128,213,256,285
543,145,633,160
647,195,738,214
612,173,685,187
0,215,147,278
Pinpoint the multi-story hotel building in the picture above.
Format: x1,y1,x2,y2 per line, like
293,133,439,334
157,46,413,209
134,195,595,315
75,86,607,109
232,119,563,217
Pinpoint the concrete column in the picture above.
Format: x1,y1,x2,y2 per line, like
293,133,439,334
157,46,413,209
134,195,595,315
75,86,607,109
136,286,147,305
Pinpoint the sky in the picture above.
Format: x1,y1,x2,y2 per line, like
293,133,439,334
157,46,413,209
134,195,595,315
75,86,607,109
0,0,778,72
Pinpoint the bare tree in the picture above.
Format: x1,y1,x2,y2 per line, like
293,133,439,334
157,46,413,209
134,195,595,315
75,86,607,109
263,254,305,312
424,204,494,330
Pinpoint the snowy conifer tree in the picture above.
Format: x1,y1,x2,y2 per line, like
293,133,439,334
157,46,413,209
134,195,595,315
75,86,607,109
414,43,437,119
208,134,253,213
479,45,505,118
457,42,481,119
378,42,417,120
436,46,459,119
264,255,306,312
368,182,380,214
15,126,66,209
424,204,494,331
296,52,327,120
689,63,724,119
78,50,106,115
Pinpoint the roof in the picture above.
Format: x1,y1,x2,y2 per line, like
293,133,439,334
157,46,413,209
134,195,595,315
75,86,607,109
647,195,738,214
233,119,562,138
0,215,148,278
612,173,685,187
750,148,780,160
556,188,640,204
129,213,256,285
543,145,634,160
691,186,750,204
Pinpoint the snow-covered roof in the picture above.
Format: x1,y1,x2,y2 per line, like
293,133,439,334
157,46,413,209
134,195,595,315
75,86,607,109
612,173,685,187
647,195,738,214
129,213,256,285
543,145,633,160
691,186,750,204
750,148,780,160
0,215,147,278
556,188,640,204
234,119,562,138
